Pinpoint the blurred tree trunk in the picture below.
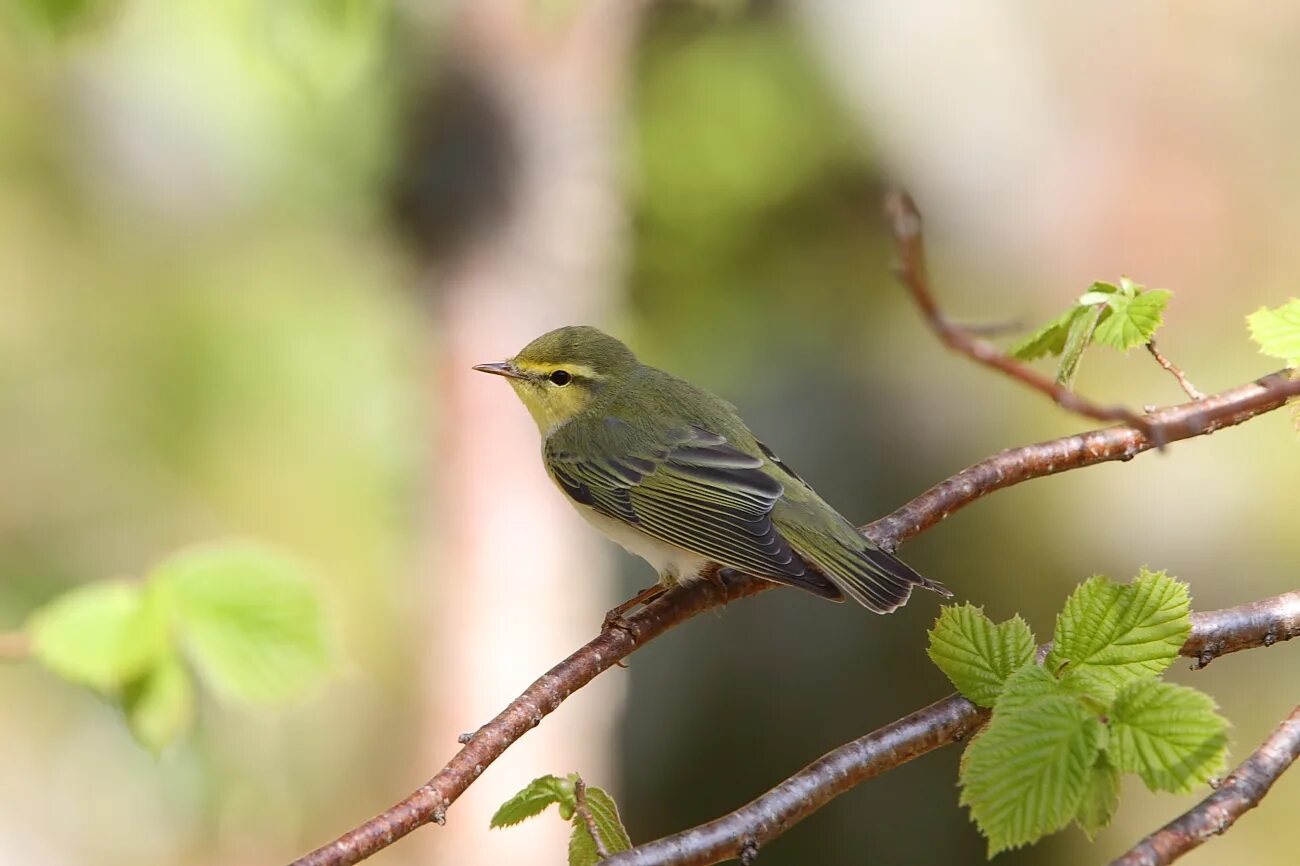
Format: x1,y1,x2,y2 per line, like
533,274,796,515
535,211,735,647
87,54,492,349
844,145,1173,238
414,2,640,863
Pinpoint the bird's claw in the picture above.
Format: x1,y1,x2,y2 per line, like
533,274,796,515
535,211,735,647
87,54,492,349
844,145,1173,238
602,611,637,635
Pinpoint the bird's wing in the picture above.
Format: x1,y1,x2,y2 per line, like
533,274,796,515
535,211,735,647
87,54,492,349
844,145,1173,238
545,423,842,599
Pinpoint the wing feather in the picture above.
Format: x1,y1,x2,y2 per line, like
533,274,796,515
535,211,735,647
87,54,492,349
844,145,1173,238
545,425,821,587
545,421,943,611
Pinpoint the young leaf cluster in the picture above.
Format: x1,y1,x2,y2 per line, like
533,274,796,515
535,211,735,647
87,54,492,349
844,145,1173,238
1009,278,1172,386
492,774,632,866
24,541,330,751
927,570,1228,856
1247,298,1300,368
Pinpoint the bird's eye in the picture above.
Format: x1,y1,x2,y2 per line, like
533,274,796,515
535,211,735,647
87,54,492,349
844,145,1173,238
548,370,572,386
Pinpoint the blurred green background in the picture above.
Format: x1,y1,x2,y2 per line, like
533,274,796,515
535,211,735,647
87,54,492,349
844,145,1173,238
1,1,1297,865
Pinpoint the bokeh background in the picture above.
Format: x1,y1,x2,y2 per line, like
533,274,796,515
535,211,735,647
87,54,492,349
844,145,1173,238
2,1,1298,865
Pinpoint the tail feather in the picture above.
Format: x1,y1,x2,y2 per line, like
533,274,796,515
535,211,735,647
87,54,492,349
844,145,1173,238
796,534,948,615
749,566,846,602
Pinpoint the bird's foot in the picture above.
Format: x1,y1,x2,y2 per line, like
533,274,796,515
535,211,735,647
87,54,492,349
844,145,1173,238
701,566,743,602
600,584,669,634
601,610,637,634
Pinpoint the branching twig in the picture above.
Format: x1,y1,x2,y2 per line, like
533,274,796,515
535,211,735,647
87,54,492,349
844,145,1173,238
604,593,1300,866
574,777,612,859
287,369,1300,866
0,631,30,662
883,189,1160,441
866,369,1300,548
1146,339,1206,401
1110,703,1300,866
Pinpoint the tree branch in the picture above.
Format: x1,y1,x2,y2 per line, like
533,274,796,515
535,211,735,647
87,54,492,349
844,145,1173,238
866,369,1300,548
1110,703,1300,866
883,189,1159,440
286,367,1299,866
1186,591,1300,669
605,592,1300,866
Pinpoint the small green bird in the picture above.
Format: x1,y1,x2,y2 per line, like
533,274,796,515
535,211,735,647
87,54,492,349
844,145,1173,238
474,325,949,622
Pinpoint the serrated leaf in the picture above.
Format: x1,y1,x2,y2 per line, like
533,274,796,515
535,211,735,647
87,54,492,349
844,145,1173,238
960,668,1106,855
1009,308,1083,362
584,786,632,852
152,542,330,705
1075,755,1121,840
27,579,167,692
491,775,576,828
568,819,600,866
123,654,194,753
1247,299,1300,367
567,785,632,865
957,666,1062,778
928,605,1035,707
1056,304,1103,387
1093,289,1172,351
994,664,1064,714
1107,680,1229,794
1047,571,1191,701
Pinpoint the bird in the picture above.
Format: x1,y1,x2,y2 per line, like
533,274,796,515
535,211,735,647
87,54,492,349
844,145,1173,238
473,325,949,626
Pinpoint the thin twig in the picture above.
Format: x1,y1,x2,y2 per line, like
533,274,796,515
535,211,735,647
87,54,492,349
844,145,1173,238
1110,703,1300,866
883,189,1161,442
285,370,1300,866
957,317,1024,338
867,370,1300,548
1147,340,1206,401
0,632,30,662
604,593,1300,866
573,777,611,859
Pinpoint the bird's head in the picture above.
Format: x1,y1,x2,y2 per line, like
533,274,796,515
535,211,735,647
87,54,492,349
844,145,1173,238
473,325,639,434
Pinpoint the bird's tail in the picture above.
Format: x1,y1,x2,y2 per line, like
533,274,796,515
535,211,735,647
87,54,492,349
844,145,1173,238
797,534,949,614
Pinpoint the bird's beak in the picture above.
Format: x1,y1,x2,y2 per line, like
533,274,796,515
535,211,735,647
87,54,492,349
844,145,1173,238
472,360,526,380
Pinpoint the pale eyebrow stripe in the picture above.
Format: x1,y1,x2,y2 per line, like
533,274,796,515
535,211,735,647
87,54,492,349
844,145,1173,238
530,363,601,380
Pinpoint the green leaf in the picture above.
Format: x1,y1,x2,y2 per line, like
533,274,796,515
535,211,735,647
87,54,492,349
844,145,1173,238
123,653,195,753
27,579,167,692
1247,299,1300,367
1010,280,1170,373
960,666,1106,855
1075,755,1121,840
1056,304,1103,387
1047,571,1191,700
1107,680,1229,794
568,821,600,866
1009,308,1082,362
1077,280,1121,306
994,663,1065,714
927,605,1035,707
152,541,330,705
567,785,632,866
1093,288,1172,351
491,775,576,828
